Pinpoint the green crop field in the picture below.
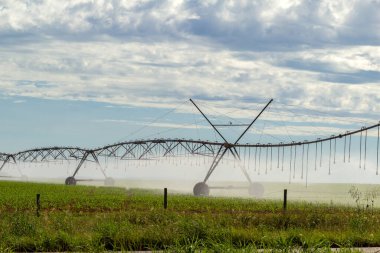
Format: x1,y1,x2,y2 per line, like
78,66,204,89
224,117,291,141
0,180,379,252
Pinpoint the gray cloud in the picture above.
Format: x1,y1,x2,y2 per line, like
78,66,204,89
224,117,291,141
0,0,378,49
320,70,380,84
0,0,378,131
185,0,380,50
279,59,380,84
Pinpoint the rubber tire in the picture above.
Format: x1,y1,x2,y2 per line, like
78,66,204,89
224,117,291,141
193,182,210,196
104,177,115,186
65,176,77,186
248,183,264,198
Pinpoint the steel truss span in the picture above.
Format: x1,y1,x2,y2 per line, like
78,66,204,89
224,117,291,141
0,123,379,192
1,98,380,196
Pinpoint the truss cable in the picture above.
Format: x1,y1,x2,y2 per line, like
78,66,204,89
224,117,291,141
258,122,267,144
272,121,327,140
273,102,336,139
377,124,379,175
277,146,280,168
198,100,249,125
270,106,294,142
264,132,287,145
275,100,376,126
364,129,367,170
192,108,200,140
125,100,187,141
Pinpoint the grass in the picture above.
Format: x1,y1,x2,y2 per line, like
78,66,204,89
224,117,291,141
0,180,378,252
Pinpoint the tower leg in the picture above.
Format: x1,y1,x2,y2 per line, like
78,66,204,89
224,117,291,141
91,153,115,186
65,152,89,185
0,156,10,173
230,148,253,185
203,146,228,183
72,152,89,178
193,146,228,196
231,148,263,197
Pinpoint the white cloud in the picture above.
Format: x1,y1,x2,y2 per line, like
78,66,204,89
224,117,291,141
0,39,379,121
0,0,378,46
0,0,379,141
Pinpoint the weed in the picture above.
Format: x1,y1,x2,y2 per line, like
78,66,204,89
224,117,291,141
1,181,380,251
349,185,380,213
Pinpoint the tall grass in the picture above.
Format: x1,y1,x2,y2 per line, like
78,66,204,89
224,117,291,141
0,181,378,251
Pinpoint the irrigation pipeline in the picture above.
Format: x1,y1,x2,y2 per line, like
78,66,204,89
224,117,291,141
0,120,379,192
0,121,379,163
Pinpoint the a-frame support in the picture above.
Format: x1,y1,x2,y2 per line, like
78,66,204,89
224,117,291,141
0,155,26,180
0,155,16,173
190,98,273,196
65,151,112,186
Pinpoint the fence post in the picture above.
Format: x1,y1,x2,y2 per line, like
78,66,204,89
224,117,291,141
283,189,289,229
36,193,41,217
164,188,168,209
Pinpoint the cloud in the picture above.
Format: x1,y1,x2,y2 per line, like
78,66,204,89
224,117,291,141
183,0,379,50
0,0,378,48
0,1,194,42
0,40,379,119
0,0,378,140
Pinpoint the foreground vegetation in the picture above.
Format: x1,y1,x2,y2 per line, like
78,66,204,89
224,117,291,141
0,181,379,252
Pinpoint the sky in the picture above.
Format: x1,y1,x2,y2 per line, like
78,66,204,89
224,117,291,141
0,0,380,185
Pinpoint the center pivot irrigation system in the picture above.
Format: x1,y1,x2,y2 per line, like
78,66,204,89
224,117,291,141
1,99,380,196
189,98,273,196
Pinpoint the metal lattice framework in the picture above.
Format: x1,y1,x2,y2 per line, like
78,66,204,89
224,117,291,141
1,99,380,196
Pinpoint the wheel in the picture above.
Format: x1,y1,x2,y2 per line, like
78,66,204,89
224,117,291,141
248,183,264,198
193,182,209,196
65,176,77,185
104,177,115,186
